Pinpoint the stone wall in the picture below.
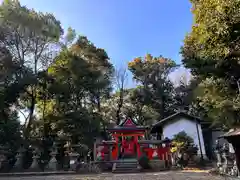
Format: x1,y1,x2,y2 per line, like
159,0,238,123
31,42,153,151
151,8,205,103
149,160,166,171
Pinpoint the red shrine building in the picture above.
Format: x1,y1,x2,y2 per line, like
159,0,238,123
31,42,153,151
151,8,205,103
94,117,171,172
94,112,224,172
107,117,148,160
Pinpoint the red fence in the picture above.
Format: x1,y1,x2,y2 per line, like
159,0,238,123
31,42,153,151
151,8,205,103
142,147,171,161
96,142,172,164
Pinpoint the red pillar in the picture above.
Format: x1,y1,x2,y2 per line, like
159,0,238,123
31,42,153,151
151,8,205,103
113,134,119,160
136,135,141,158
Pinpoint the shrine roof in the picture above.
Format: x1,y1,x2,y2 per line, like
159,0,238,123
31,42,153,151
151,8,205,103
107,117,148,132
107,126,148,132
119,117,138,126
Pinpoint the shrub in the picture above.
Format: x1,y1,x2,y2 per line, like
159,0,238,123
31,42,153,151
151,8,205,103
171,131,198,154
138,154,150,169
171,131,198,167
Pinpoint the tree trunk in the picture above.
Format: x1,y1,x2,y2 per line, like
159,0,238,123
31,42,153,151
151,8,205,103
24,94,35,139
116,90,124,125
96,95,107,140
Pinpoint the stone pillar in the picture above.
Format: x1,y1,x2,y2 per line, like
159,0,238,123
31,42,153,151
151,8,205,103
0,147,7,170
28,147,41,172
0,154,6,170
69,148,80,171
47,143,58,171
171,153,177,167
63,141,70,171
12,146,25,172
63,150,70,171
215,140,222,168
222,143,229,174
231,159,239,176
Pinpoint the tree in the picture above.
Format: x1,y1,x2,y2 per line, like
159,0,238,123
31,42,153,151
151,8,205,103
128,54,178,120
173,73,200,113
42,50,101,146
101,87,158,126
0,0,63,138
0,45,22,152
115,67,128,125
182,0,240,80
36,34,115,147
181,0,240,128
70,36,114,137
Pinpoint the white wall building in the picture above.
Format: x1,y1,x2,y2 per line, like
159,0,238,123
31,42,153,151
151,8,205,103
151,112,223,159
161,116,206,156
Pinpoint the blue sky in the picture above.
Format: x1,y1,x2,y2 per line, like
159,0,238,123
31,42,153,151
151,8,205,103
19,0,193,85
8,0,193,123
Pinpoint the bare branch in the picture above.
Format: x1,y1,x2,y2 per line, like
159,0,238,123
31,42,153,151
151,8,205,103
115,67,128,125
115,67,128,90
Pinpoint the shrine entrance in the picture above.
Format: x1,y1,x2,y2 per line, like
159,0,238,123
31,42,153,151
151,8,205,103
117,135,139,159
94,117,172,172
107,117,147,160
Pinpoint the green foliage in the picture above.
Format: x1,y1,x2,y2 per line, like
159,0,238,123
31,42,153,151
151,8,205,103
0,0,115,153
0,45,23,152
0,0,64,138
171,131,195,150
138,154,150,169
0,0,216,167
0,110,22,152
181,0,240,128
171,131,198,167
128,54,179,120
101,87,159,126
36,35,114,147
171,131,198,154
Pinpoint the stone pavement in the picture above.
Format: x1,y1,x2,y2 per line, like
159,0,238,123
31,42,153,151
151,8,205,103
0,171,234,180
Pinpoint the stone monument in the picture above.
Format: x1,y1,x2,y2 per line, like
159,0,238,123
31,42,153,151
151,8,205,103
47,142,58,171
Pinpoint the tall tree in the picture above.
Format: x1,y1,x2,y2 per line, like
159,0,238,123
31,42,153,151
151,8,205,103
70,36,114,136
40,50,101,147
128,54,178,120
0,45,22,152
0,0,63,138
181,0,240,128
36,35,115,146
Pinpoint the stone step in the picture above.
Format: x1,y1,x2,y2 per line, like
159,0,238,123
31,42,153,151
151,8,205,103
116,163,138,168
115,165,138,169
112,162,140,173
112,169,140,173
113,168,140,173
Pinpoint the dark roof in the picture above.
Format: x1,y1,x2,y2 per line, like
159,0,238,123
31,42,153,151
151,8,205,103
107,126,148,132
152,112,201,128
138,138,171,144
107,117,148,132
151,111,211,130
221,128,240,138
119,117,138,126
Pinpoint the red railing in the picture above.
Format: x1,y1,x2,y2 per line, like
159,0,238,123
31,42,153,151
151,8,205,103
142,146,171,161
96,142,172,163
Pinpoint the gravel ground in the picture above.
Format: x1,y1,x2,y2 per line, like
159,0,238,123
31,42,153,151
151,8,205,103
0,171,234,180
